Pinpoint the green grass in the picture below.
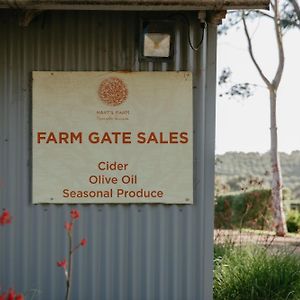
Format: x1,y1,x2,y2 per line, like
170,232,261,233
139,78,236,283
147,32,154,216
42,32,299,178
214,245,300,300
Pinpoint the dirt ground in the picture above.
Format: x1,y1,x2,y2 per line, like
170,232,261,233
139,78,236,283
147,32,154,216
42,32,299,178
214,229,300,253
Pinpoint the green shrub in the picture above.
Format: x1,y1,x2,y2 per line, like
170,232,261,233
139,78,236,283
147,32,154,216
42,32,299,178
214,245,300,300
286,210,300,233
215,189,273,230
214,242,234,260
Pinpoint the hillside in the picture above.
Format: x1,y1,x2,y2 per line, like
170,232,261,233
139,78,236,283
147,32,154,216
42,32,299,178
215,151,300,199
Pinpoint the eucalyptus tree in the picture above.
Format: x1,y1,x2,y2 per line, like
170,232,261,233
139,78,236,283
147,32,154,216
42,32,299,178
218,0,299,236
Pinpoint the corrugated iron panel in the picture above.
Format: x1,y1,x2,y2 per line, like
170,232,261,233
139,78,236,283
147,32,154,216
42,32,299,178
0,11,215,300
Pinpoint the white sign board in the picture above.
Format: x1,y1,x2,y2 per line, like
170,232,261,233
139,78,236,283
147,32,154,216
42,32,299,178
32,72,193,204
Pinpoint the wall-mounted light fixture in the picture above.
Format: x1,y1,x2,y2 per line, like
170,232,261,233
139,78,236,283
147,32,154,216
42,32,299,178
140,20,174,61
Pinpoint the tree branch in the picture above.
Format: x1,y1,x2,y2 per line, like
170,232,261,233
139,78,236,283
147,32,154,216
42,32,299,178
290,0,300,21
242,13,271,88
252,10,275,20
272,0,285,89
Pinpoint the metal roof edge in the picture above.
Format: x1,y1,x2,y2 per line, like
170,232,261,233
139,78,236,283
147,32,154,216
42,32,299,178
0,0,270,11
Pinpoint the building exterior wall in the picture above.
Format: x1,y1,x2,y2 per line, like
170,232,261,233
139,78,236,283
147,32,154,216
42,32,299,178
0,10,216,300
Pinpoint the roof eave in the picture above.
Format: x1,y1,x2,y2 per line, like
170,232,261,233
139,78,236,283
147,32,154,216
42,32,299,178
0,0,270,11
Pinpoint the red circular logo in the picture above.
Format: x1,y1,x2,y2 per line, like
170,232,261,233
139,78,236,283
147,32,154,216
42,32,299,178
98,77,128,106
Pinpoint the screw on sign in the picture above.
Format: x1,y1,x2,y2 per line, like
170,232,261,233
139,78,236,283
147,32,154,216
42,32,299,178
98,77,128,106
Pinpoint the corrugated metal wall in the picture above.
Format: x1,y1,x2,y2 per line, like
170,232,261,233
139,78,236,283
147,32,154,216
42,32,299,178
0,10,216,300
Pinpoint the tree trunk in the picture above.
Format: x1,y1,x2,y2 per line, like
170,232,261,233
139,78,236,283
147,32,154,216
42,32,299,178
269,87,287,236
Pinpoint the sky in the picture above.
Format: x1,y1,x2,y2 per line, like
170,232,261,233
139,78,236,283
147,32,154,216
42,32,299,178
216,15,300,154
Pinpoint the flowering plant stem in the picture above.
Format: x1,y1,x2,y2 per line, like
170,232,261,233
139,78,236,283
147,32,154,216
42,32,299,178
65,226,73,300
57,209,86,300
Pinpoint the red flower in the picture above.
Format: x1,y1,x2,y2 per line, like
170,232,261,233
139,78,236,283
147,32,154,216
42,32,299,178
64,222,73,232
7,289,15,300
57,258,67,269
15,294,25,300
0,293,6,300
0,209,11,225
80,238,87,247
70,209,80,220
